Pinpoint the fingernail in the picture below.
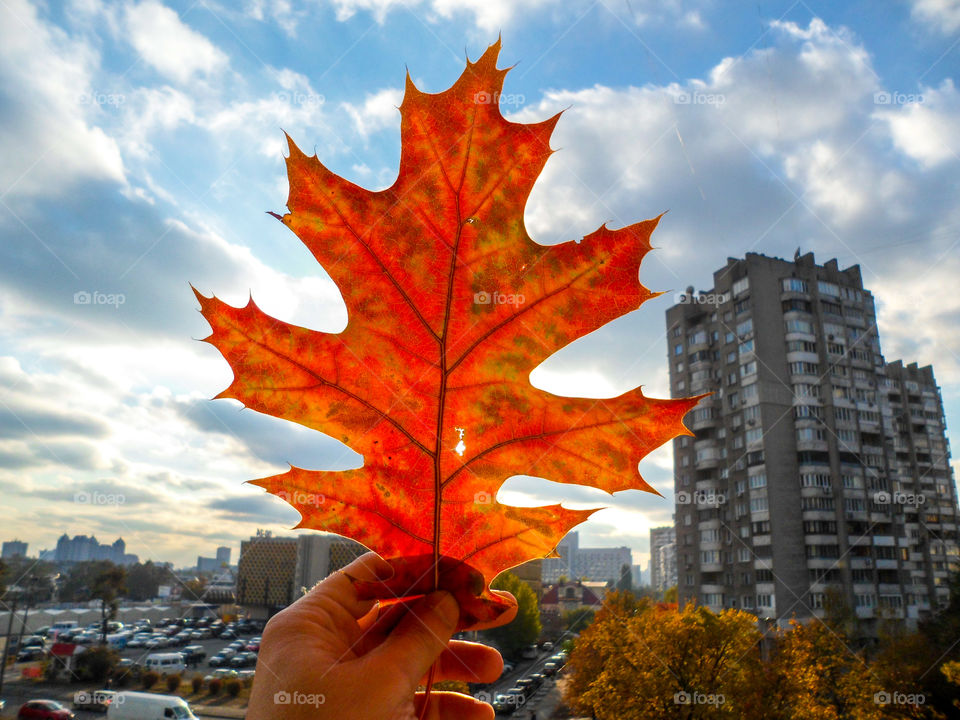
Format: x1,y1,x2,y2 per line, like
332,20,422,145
424,590,459,627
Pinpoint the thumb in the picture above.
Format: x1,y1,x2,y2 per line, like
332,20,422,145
365,590,460,692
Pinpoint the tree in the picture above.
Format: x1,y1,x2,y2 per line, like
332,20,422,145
565,595,767,719
562,607,596,634
616,563,633,593
663,585,678,603
479,572,540,658
74,645,118,682
91,565,127,644
769,618,886,720
182,576,208,601
125,561,170,601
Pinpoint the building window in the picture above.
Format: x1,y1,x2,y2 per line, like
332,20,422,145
674,344,683,356
732,277,750,297
785,319,814,334
749,473,767,489
782,278,808,293
818,280,841,297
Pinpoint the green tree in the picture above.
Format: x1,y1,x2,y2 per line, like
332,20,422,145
616,563,633,593
562,607,595,634
479,572,540,658
125,561,170,601
92,564,127,644
74,645,118,683
662,585,677,603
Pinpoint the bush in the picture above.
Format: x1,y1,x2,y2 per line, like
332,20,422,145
225,678,242,698
166,674,181,692
142,670,160,689
74,646,119,683
208,678,222,695
191,675,203,693
115,671,130,688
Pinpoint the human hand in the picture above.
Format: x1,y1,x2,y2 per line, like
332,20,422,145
247,552,509,720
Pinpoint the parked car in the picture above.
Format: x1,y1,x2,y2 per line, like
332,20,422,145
229,651,258,668
543,661,558,676
493,689,525,714
143,653,186,675
182,645,206,664
16,648,46,663
244,637,261,652
520,644,538,660
21,636,45,648
72,690,117,713
207,654,229,668
126,635,149,648
144,636,169,649
17,700,75,719
105,692,197,720
218,628,236,640
203,669,238,683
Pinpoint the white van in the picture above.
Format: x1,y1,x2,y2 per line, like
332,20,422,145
143,653,186,674
50,621,78,638
106,692,197,720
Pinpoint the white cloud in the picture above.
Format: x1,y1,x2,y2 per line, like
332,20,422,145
910,0,960,33
124,1,229,84
341,87,403,137
0,0,125,197
330,0,560,31
878,80,960,168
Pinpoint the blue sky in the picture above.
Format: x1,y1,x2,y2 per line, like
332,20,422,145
1,0,958,570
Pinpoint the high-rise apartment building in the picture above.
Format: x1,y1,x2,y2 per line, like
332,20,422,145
1,540,27,559
667,252,959,632
542,531,579,584
574,547,633,584
649,526,678,593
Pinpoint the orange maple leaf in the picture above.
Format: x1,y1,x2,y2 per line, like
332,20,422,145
194,40,698,626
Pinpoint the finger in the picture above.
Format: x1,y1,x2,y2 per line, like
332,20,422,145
364,590,459,693
414,690,495,720
423,641,502,684
463,590,518,631
303,552,392,620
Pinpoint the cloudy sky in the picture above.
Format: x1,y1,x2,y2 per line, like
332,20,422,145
1,0,958,571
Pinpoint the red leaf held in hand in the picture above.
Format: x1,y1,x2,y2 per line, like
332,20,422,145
194,39,699,628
